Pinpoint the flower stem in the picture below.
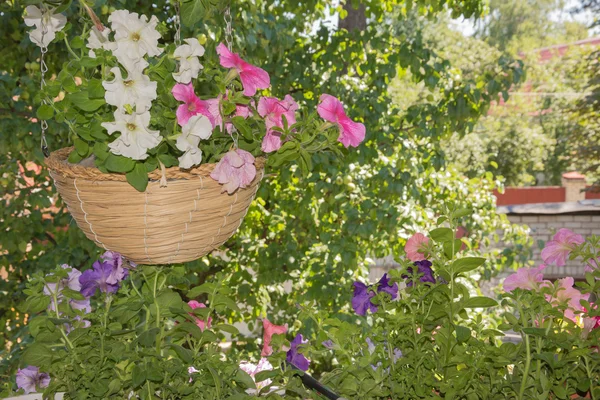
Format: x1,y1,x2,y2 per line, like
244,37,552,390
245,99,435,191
63,37,81,61
50,290,74,350
516,301,531,399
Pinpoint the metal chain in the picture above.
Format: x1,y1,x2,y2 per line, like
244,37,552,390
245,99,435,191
224,6,233,51
40,6,50,157
173,0,182,46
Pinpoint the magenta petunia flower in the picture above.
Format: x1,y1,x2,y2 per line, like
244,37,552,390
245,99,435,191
172,83,214,126
405,233,430,262
546,277,590,321
503,265,548,293
317,94,366,148
257,95,299,153
286,333,310,371
261,318,288,357
16,366,50,394
216,43,270,96
541,228,584,266
188,300,212,331
403,260,436,287
210,149,257,194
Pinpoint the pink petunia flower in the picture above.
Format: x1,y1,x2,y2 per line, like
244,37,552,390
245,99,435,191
541,228,584,267
210,149,257,194
317,94,366,148
216,43,270,96
503,265,549,293
257,95,299,153
188,300,212,331
546,277,590,322
404,233,430,262
261,318,288,357
172,83,215,126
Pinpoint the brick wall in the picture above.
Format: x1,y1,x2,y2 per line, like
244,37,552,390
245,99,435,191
507,214,600,278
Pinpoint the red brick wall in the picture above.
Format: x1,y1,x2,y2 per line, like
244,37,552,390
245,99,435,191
585,186,600,200
494,187,565,206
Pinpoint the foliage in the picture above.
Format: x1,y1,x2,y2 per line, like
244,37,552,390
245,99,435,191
443,1,595,186
1,256,317,399
310,215,600,399
1,0,529,379
569,48,600,186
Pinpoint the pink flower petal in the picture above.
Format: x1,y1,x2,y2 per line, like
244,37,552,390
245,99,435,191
405,233,429,262
261,318,288,357
541,228,584,266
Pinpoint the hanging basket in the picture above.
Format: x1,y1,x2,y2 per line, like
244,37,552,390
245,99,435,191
46,147,264,265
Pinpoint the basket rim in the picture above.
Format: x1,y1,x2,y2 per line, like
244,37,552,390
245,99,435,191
46,147,266,182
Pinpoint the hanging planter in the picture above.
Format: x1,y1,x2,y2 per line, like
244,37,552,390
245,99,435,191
47,147,264,264
28,3,366,265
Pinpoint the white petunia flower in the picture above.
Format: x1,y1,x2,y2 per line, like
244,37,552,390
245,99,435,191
102,109,161,160
176,114,212,168
103,64,156,111
86,26,116,57
108,10,162,68
172,38,205,84
24,5,67,48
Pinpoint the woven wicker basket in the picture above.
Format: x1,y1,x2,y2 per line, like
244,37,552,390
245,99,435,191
46,147,264,264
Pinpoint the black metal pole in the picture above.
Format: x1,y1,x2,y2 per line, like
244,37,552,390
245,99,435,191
286,361,344,400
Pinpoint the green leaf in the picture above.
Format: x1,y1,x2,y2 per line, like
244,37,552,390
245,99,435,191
187,283,216,298
158,153,178,168
36,104,54,120
232,116,252,139
181,0,208,26
131,365,146,388
126,163,149,192
137,328,159,347
463,296,497,309
169,344,193,364
452,208,472,218
522,327,547,337
88,79,105,99
234,368,256,389
214,324,239,335
67,90,105,112
74,138,89,156
443,239,463,259
455,325,471,343
452,257,486,274
105,154,135,173
212,293,241,313
22,343,53,369
429,227,453,242
71,36,84,49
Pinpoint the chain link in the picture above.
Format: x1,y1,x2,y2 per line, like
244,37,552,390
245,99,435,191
173,0,182,46
224,6,233,51
40,5,50,157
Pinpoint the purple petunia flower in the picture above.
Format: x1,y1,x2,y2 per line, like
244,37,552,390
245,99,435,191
351,281,377,316
286,334,310,371
100,251,129,284
79,260,121,298
43,265,91,313
16,366,50,394
322,339,334,349
377,273,399,299
351,273,399,316
403,260,436,286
